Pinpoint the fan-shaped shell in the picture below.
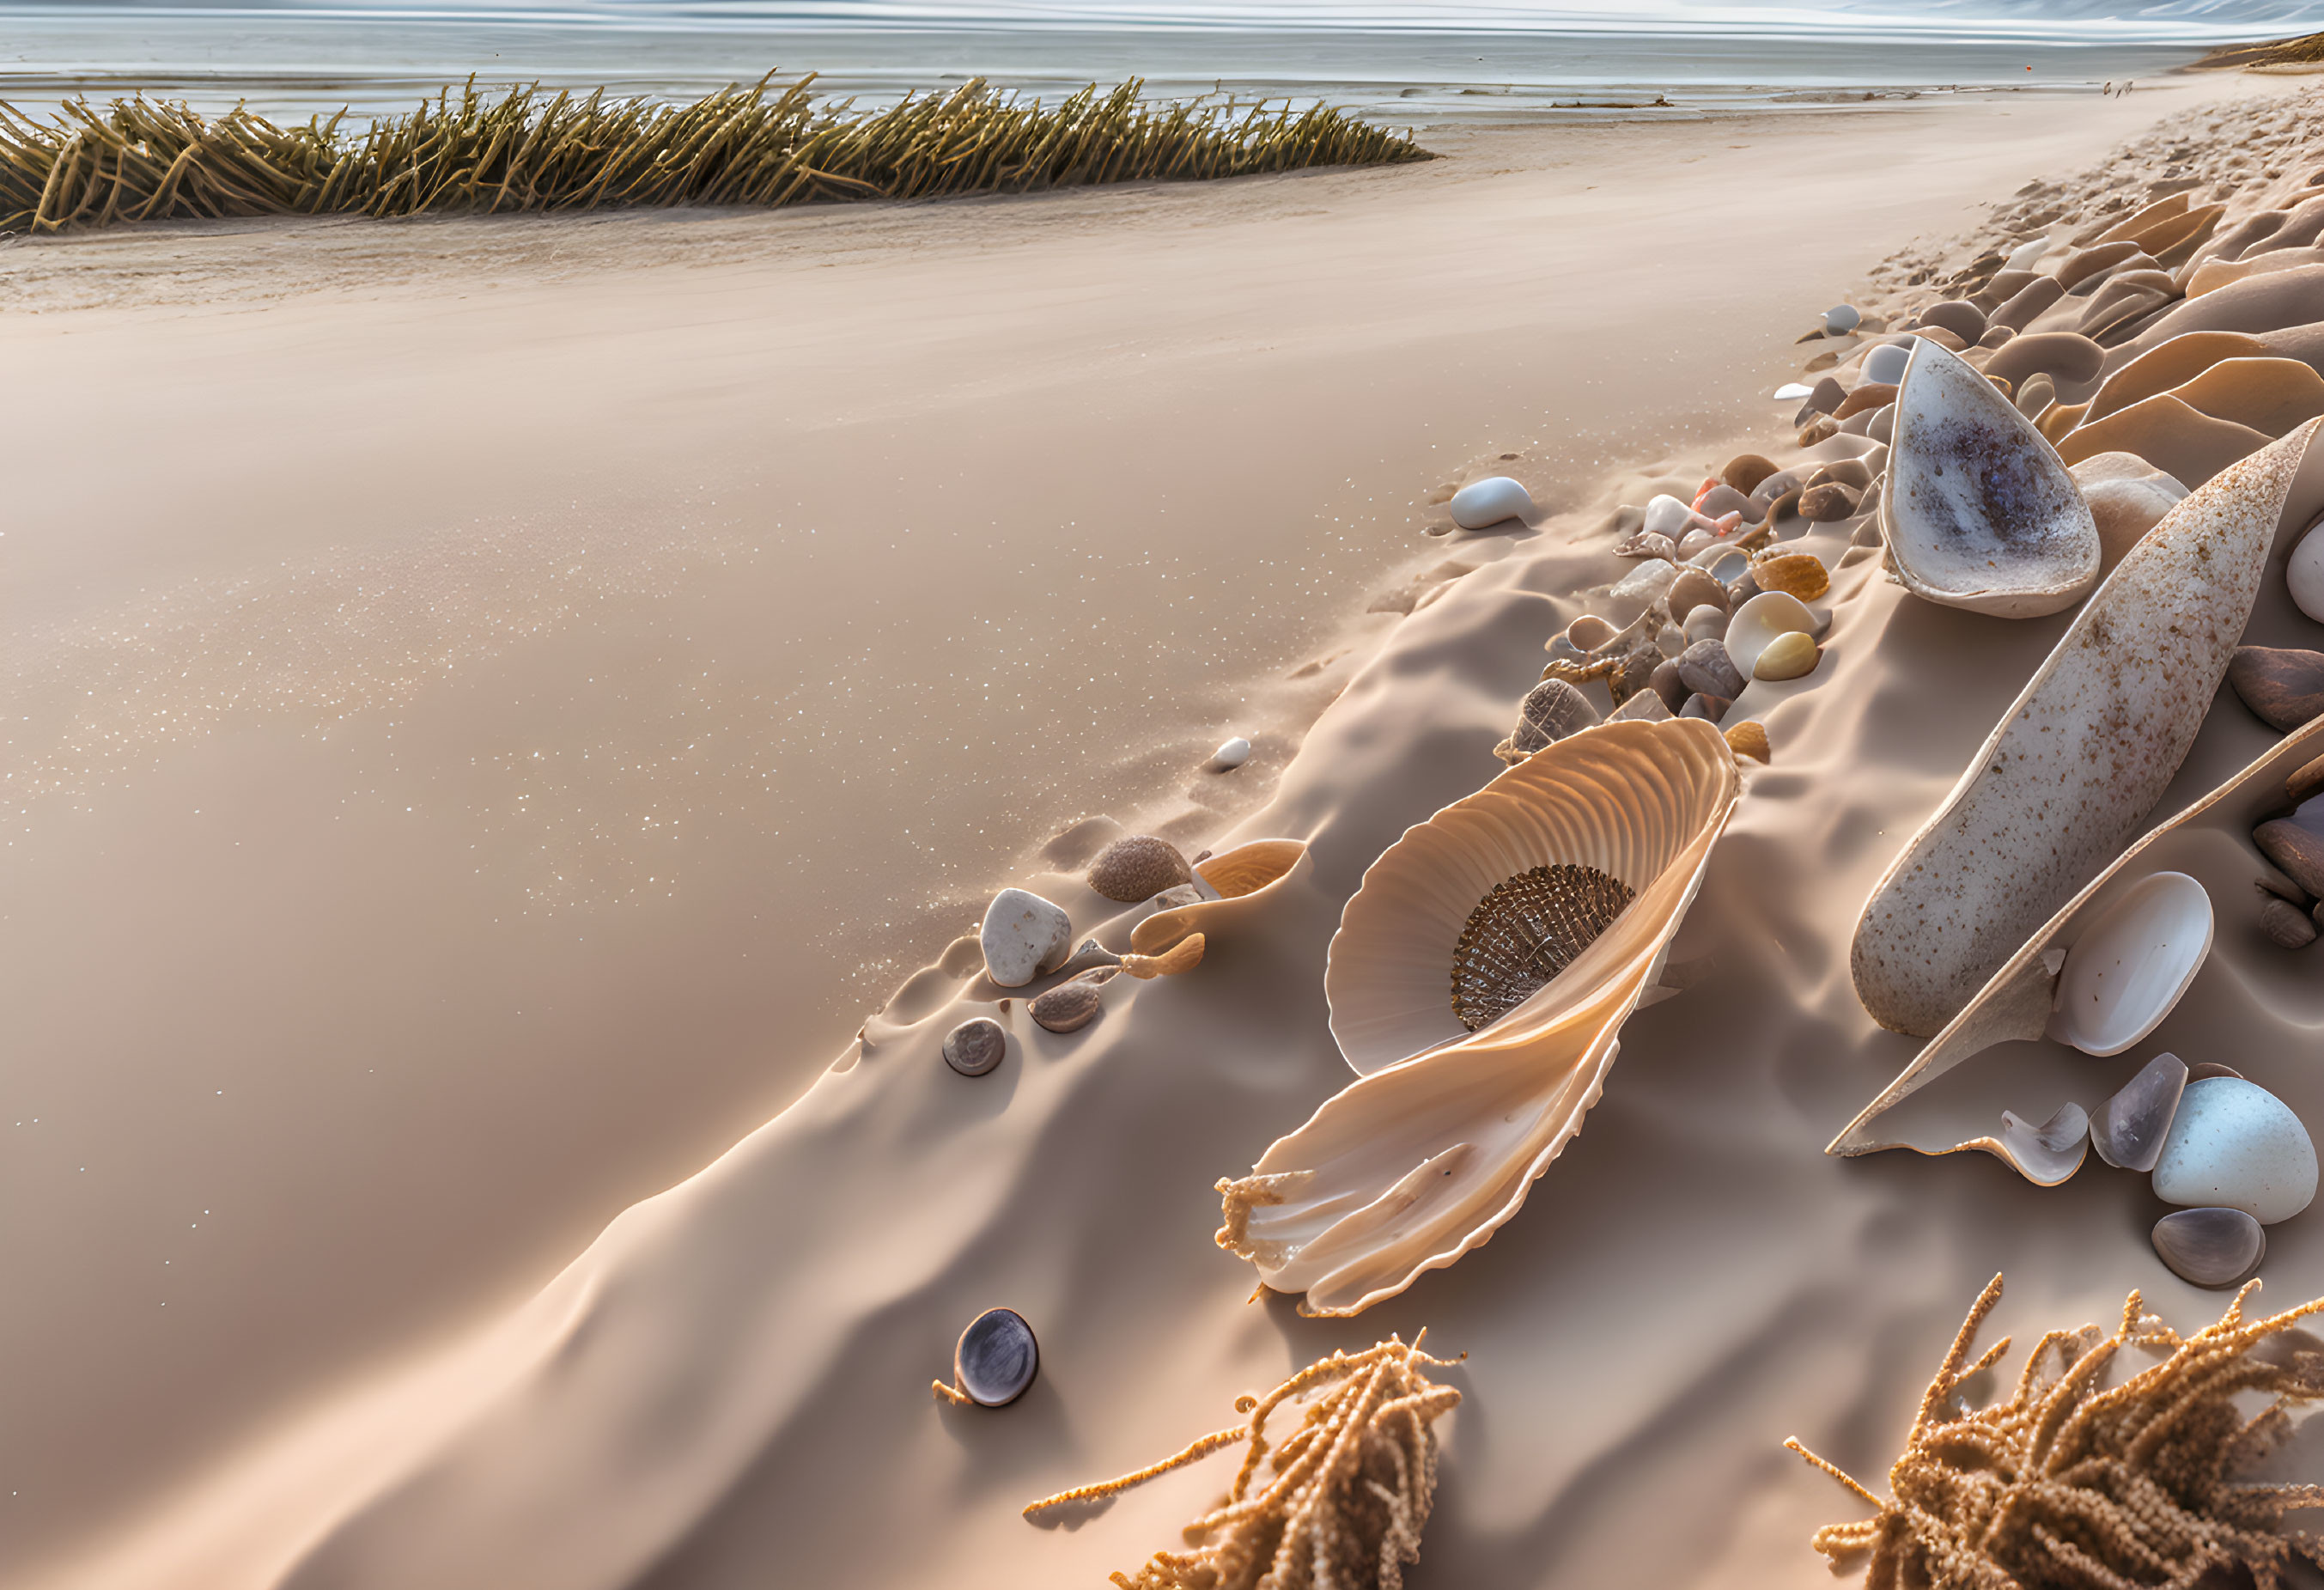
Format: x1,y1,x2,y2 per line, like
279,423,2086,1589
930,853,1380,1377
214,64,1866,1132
1218,719,1739,1316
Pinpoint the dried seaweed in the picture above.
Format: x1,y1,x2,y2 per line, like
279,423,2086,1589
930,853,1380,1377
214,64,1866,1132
1024,1334,1462,1590
0,75,1430,235
1790,1274,2324,1589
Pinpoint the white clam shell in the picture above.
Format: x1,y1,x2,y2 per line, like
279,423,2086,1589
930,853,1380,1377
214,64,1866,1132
1450,476,1535,530
1882,338,2101,618
1723,590,1817,680
1217,719,1740,1316
2044,871,2212,1056
2153,1078,2318,1225
1852,420,2323,1039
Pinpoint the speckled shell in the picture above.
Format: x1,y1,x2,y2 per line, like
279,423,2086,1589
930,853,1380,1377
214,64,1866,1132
1852,418,2322,1039
1216,719,1739,1316
1882,338,2101,618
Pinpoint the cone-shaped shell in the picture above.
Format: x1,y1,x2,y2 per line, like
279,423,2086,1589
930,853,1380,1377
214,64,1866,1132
1834,716,2324,1178
1218,719,1739,1316
1883,338,2101,618
1851,421,2323,1039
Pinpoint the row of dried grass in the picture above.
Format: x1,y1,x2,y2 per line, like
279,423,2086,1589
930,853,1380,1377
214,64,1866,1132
0,74,1431,235
2193,31,2324,69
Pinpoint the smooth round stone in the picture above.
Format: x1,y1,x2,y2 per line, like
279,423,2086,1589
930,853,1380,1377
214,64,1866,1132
1861,341,1913,387
1676,637,1745,701
2152,1077,2319,1224
1773,382,1814,401
942,1017,1007,1077
1683,606,1730,645
981,888,1074,988
954,1307,1039,1406
1825,303,1862,335
2091,1051,2187,1173
1088,835,1193,903
2289,520,2324,623
2152,1207,2266,1288
1753,630,1820,681
1799,483,1859,522
1666,568,1728,625
1450,476,1536,530
1031,970,1112,1033
1643,493,1695,539
1214,736,1252,770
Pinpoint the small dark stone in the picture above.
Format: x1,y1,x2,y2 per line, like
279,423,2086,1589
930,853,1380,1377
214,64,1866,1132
1676,638,1745,700
1031,969,1114,1033
2228,646,2324,732
2260,897,2318,948
1918,299,1987,344
1806,375,1847,415
1607,643,1660,706
1649,658,1690,714
1518,677,1600,741
1722,454,1780,495
953,1307,1040,1406
1698,484,1752,520
2255,800,2324,897
1800,483,1863,522
1681,691,1731,724
943,1017,1008,1077
2151,1208,2266,1288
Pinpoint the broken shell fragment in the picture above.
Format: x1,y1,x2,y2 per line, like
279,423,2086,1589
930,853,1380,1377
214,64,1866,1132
1882,338,2101,618
1219,720,1739,1315
942,1017,1008,1077
1450,476,1535,530
1088,835,1194,903
1030,969,1115,1034
1995,1102,2090,1186
2092,1051,2187,1173
2044,871,2213,1057
981,888,1075,988
953,1307,1039,1407
2151,1207,2266,1288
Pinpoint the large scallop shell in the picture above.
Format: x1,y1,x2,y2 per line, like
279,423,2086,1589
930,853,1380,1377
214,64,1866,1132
1216,718,1740,1315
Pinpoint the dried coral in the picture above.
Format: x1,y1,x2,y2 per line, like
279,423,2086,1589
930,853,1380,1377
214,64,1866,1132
1789,1274,2324,1589
1023,1334,1463,1590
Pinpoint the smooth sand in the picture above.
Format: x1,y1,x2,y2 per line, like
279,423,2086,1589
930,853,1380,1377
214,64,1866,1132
4,75,2308,1588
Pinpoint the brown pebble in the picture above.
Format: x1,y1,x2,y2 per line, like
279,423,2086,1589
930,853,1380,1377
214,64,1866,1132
1808,457,1871,490
2254,810,2324,898
2229,646,2324,732
1834,382,1898,421
1799,483,1861,522
1724,721,1771,763
1751,551,1831,601
942,1017,1008,1076
2260,897,2319,948
1087,835,1194,903
1721,454,1780,495
1919,301,1987,343
1806,375,1848,415
1031,969,1115,1033
1798,416,1840,446
1666,567,1729,623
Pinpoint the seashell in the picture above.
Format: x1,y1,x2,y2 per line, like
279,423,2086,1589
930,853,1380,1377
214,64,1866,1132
982,888,1075,988
1219,720,1739,1315
2044,871,2213,1057
1450,476,1535,530
1722,454,1779,494
952,1307,1039,1406
1131,838,1309,959
1799,484,1859,522
1994,1102,2090,1186
1448,863,1638,1033
1919,301,1987,344
1088,835,1194,903
1749,551,1829,602
1983,332,2107,390
1606,557,1679,624
1030,968,1114,1033
1753,631,1820,682
1849,422,2324,1038
1862,342,1913,387
2081,332,2270,427
1883,339,2099,618
2260,896,2317,947
1566,613,1617,651
2153,1077,2318,1224
2151,1207,2266,1288
1213,736,1252,770
1664,567,1728,624
1676,637,1744,702
2056,395,2270,490
2288,517,2324,621
1615,529,1678,561
1521,676,1602,740
1699,546,1753,583
2092,1051,2187,1172
1122,933,1205,978
1772,382,1813,401
1835,717,2324,1166
1644,493,1717,539
1827,304,1861,335
1725,720,1770,762
1724,590,1818,680
2230,647,2324,732
943,1017,1008,1077
2255,797,2324,895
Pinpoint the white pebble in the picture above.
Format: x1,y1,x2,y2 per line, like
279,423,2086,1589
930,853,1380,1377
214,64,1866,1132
1642,494,1694,539
1773,382,1813,401
1213,736,1252,769
1825,304,1862,335
1861,342,1912,387
1449,476,1535,531
2152,1077,2317,1225
2287,517,2324,623
981,888,1074,988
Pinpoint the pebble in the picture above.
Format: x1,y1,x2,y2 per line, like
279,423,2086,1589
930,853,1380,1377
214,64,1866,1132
1722,454,1780,494
1213,736,1252,770
1567,614,1617,650
1725,720,1771,763
1676,529,1716,559
1666,568,1729,624
1655,622,1688,657
1773,382,1813,401
2151,1207,2266,1288
1750,552,1830,602
1919,300,1988,344
2152,1077,2318,1224
2254,798,2324,897
1683,606,1730,645
2091,1051,2187,1172
953,1307,1040,1406
1835,382,1899,421
1698,484,1754,521
2289,520,2324,623
1608,557,1679,624
1517,678,1601,743
1676,637,1746,700
981,888,1075,987
1800,483,1860,522
2261,895,2319,948
1031,969,1115,1033
1649,658,1690,715
1804,375,1848,417
1088,836,1193,903
1753,631,1821,681
1616,529,1679,561
1451,476,1535,530
1861,342,1913,387
1868,405,1896,448
1809,458,1872,490
942,1017,1008,1077
1825,304,1862,335
2228,647,2324,732
1608,687,1672,722
1642,494,1697,539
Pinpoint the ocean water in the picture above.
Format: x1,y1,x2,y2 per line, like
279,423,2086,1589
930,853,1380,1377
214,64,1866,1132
0,0,2317,122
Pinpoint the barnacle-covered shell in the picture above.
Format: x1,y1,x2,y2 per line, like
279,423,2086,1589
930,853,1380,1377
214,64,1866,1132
1883,338,2101,618
1216,719,1739,1315
1087,835,1194,903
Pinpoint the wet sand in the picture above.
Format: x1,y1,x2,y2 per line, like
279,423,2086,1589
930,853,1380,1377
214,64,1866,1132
2,74,2303,1587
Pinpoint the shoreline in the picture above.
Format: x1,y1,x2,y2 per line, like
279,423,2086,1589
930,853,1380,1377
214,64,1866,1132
9,68,2317,1587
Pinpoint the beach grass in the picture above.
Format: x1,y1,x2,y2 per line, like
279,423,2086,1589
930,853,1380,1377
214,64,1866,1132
2194,31,2324,70
0,74,1432,235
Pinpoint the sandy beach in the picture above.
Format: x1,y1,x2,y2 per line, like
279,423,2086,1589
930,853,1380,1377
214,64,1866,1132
10,61,2324,1589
